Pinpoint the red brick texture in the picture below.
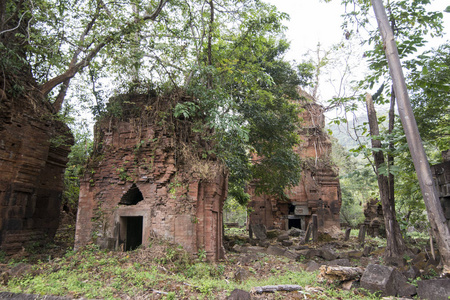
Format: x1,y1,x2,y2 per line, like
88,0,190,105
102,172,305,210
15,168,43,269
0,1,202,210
75,94,227,261
249,99,342,232
0,94,72,253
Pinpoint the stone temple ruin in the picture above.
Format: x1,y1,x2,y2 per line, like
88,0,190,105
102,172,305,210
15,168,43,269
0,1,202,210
0,92,72,253
431,149,450,230
363,198,384,237
74,93,227,261
248,92,341,233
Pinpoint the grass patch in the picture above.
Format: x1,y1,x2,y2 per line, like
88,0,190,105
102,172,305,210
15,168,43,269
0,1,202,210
0,242,385,300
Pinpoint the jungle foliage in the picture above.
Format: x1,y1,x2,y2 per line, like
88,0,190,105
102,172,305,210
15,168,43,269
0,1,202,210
323,0,449,233
1,0,313,204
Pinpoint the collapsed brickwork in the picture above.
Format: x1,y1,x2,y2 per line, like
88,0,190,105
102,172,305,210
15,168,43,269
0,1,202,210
0,92,72,253
363,198,385,237
75,93,227,261
431,149,450,230
249,92,341,232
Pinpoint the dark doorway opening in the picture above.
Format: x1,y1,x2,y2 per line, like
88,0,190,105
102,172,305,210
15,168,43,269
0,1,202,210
120,216,143,251
288,218,301,230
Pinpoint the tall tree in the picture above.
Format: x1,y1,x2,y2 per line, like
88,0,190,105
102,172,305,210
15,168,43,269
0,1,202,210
324,0,450,267
0,0,168,110
2,0,306,205
366,93,406,263
184,3,303,200
371,0,450,274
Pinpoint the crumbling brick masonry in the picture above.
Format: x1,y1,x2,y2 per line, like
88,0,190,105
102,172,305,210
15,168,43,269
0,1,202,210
431,149,450,230
0,93,72,253
75,93,227,261
249,93,341,232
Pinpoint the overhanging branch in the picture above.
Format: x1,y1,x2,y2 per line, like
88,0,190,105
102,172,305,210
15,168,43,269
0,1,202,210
39,0,168,106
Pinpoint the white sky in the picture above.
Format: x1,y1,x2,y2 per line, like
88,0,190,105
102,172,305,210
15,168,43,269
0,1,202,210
265,0,347,61
266,0,450,114
74,1,450,132
267,0,450,60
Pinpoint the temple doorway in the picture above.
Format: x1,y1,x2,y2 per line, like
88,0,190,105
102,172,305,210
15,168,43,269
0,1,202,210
120,216,143,251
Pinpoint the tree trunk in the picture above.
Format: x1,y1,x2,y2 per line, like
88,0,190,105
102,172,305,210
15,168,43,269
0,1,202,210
372,0,450,274
41,0,168,107
319,265,364,281
207,0,214,89
366,93,406,263
388,87,395,214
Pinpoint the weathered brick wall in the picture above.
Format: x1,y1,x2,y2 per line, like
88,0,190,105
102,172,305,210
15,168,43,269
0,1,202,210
75,94,227,261
0,94,72,252
363,198,385,237
431,150,450,230
249,97,341,232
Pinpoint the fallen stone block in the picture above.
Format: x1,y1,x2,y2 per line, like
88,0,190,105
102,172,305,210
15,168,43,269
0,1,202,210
384,256,407,267
417,278,450,300
393,269,416,298
266,229,279,239
257,240,270,248
295,245,310,251
267,245,286,257
234,268,250,283
288,227,304,237
402,265,420,280
306,261,321,272
250,224,267,240
227,289,251,300
360,264,396,296
360,264,415,297
283,250,299,260
363,246,373,257
347,250,364,259
245,246,266,255
277,234,290,242
305,249,322,259
327,258,352,267
297,249,310,257
396,281,417,298
320,248,337,261
305,249,337,261
281,240,293,247
238,254,259,265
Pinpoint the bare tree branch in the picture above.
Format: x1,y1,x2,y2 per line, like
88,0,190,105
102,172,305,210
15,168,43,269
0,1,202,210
143,0,168,21
0,11,25,35
52,1,101,112
41,38,108,98
40,0,168,109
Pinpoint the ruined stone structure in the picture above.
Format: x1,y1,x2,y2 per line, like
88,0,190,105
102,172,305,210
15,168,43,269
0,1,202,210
249,92,341,232
363,198,385,237
75,93,227,261
0,93,72,253
431,149,450,230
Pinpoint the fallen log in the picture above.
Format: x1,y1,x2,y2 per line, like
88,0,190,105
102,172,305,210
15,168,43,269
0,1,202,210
319,265,364,281
251,285,302,294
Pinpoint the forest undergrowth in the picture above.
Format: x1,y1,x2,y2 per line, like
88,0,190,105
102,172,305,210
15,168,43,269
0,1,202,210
0,227,431,300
